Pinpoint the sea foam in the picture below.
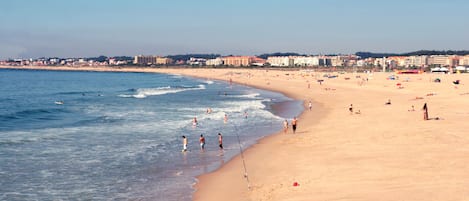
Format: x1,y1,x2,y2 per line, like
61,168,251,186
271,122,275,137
119,85,206,98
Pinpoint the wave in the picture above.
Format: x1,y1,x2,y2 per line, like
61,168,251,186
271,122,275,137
0,131,61,146
227,93,261,99
119,85,206,99
170,74,183,79
55,91,100,96
73,115,123,126
0,108,68,121
204,80,214,85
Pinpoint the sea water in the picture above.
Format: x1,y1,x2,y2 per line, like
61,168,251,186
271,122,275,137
0,69,303,201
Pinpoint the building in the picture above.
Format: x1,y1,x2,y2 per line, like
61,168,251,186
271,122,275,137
428,55,450,66
408,55,428,67
292,56,320,66
222,56,256,67
187,58,206,66
206,58,224,66
133,55,172,65
156,57,173,65
459,55,469,66
267,56,294,67
134,55,156,65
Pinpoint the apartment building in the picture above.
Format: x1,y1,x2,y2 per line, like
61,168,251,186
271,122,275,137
459,55,469,66
133,55,172,65
206,58,224,66
222,56,256,66
267,56,293,67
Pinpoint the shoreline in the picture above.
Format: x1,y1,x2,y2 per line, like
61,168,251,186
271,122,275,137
3,66,469,200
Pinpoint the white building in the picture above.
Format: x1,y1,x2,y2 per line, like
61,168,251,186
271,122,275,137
459,55,469,66
428,55,450,66
408,55,428,67
206,57,223,66
292,56,320,66
267,56,294,67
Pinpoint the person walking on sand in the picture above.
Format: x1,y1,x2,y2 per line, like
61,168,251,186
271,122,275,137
283,119,289,134
182,136,188,152
422,103,429,120
218,133,223,149
291,117,298,134
308,101,312,111
349,104,353,114
199,134,206,150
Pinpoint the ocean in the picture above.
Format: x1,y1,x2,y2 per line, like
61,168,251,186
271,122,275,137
0,69,303,201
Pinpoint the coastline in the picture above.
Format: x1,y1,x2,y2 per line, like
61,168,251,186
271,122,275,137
3,66,469,201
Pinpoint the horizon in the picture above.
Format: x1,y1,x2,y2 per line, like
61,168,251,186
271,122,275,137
1,0,468,60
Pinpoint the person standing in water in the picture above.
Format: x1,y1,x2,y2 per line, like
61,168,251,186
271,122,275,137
291,117,297,134
199,134,206,150
218,133,223,149
182,136,188,152
192,117,198,127
224,113,228,123
283,119,289,134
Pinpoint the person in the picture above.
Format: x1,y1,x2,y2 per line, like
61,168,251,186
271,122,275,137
422,103,428,120
218,133,223,149
291,117,297,134
199,134,206,150
182,136,188,152
349,104,353,114
192,117,198,127
308,101,312,111
283,119,289,134
244,111,248,119
224,113,228,123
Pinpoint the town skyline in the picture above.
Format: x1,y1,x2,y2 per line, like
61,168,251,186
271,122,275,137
1,0,468,60
3,50,469,71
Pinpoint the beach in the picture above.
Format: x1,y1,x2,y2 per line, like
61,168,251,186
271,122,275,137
2,66,469,200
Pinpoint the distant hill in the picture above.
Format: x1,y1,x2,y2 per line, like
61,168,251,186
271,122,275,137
85,56,133,61
356,50,469,58
257,52,305,59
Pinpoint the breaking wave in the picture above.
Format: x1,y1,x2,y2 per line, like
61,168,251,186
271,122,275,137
119,85,206,99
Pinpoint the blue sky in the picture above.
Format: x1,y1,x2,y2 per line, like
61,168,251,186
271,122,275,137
1,0,468,59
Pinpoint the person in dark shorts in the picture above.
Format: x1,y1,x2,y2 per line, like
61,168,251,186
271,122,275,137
218,133,223,149
291,117,297,134
199,134,206,150
182,136,187,152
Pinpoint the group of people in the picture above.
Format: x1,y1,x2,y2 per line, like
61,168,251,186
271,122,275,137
348,101,430,120
283,117,298,134
182,133,223,152
185,108,251,152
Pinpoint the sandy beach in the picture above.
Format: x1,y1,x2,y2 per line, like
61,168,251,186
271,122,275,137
3,66,469,200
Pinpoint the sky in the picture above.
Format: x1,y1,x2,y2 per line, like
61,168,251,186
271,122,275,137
1,0,468,59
